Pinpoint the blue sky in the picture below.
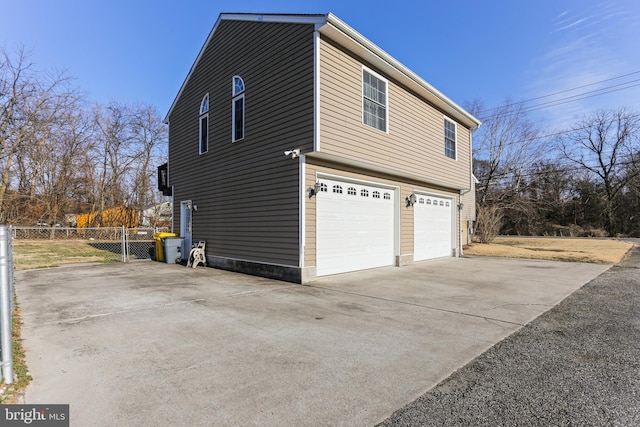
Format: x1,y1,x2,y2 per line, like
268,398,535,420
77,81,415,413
2,0,639,128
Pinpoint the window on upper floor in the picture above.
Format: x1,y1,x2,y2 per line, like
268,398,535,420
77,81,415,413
362,67,388,132
199,94,209,154
444,117,457,159
232,76,245,142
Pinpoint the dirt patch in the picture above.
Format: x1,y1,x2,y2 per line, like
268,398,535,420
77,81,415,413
464,237,634,264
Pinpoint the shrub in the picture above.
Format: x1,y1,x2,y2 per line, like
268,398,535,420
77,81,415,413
475,205,504,243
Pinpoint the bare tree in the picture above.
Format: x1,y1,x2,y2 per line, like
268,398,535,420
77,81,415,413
0,46,73,222
129,104,167,211
558,108,640,236
39,102,93,227
91,102,138,222
0,47,168,227
467,98,544,240
87,102,167,226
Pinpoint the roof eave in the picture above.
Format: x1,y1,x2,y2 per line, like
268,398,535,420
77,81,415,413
320,13,481,129
164,12,481,130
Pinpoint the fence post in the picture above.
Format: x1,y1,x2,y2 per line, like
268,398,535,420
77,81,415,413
0,225,14,384
121,225,127,263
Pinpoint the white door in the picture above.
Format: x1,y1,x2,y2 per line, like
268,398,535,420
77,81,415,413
414,195,454,261
316,178,395,276
180,201,192,259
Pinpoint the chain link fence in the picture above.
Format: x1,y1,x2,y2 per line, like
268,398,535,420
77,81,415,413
11,226,169,263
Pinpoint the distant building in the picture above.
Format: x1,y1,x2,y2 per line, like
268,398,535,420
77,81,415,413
141,202,172,228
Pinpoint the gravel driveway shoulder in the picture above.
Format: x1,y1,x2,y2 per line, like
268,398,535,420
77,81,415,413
379,246,640,426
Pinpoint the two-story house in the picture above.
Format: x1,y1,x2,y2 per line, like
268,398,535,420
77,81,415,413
164,12,481,283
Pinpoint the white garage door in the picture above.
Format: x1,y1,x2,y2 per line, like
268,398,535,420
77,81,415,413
414,194,454,261
316,178,395,276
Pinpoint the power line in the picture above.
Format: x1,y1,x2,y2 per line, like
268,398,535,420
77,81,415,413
473,111,640,151
477,81,640,122
476,157,640,182
476,70,640,115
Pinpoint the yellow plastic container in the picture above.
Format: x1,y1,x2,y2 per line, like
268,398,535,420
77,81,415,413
153,232,177,262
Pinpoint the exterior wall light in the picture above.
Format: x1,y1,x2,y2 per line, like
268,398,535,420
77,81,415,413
308,181,321,198
406,193,417,207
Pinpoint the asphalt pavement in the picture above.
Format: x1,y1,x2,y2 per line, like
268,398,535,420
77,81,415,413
379,246,640,426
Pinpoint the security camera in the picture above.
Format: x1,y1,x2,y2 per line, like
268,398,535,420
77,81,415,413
284,148,301,159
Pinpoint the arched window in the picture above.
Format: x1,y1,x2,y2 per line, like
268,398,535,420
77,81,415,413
232,76,245,142
333,185,343,194
347,187,357,195
199,94,209,154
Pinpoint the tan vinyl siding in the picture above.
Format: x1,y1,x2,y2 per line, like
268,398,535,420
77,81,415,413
304,165,318,267
461,180,477,221
319,37,472,190
168,21,315,266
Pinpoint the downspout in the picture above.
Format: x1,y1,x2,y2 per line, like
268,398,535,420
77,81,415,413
313,25,321,152
461,125,480,256
459,189,469,256
299,155,306,269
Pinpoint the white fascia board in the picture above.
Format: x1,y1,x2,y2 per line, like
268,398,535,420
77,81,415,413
320,13,481,129
219,13,327,25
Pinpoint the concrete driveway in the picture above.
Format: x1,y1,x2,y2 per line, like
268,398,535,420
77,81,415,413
17,257,608,426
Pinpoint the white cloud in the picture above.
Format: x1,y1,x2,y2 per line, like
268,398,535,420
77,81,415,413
525,1,640,129
553,18,587,33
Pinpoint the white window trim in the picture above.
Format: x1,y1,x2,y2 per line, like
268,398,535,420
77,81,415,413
232,75,244,96
232,93,245,142
199,93,209,155
362,65,389,134
200,93,209,115
444,116,457,160
232,76,245,143
199,114,209,154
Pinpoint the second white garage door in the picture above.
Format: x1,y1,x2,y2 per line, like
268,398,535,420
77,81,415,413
414,194,454,261
316,178,395,276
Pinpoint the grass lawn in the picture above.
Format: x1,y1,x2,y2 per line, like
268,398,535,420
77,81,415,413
13,240,120,270
464,236,634,264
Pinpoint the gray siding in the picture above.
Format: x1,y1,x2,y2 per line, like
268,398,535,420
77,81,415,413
168,20,316,266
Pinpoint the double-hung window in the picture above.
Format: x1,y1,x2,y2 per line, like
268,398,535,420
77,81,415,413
362,67,388,132
232,76,245,142
444,117,457,159
199,94,209,154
